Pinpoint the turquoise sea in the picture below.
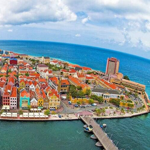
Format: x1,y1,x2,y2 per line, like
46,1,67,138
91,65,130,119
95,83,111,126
0,40,150,150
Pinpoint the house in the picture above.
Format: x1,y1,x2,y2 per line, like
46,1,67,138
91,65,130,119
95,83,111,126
41,56,50,64
20,89,30,109
37,64,48,72
48,77,58,90
8,76,15,86
30,90,38,108
77,73,86,82
47,89,60,109
68,76,90,93
10,87,17,109
42,89,49,109
1,64,8,73
2,84,12,109
29,83,35,91
35,87,44,108
58,79,70,94
9,58,17,65
19,79,26,90
30,98,38,108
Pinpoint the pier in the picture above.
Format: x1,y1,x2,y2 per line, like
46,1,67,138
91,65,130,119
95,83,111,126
81,116,118,150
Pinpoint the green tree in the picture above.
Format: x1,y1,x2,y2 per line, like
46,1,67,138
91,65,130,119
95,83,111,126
77,90,84,98
95,108,101,116
97,96,103,103
85,89,91,96
109,99,120,107
8,69,12,73
77,86,82,90
27,105,31,110
77,101,81,105
89,99,94,104
25,73,29,76
123,75,130,80
18,110,23,115
44,109,50,116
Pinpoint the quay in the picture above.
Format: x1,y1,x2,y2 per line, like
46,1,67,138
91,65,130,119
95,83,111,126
81,116,119,150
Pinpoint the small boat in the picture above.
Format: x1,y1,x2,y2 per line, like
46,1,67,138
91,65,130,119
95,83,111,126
84,127,93,132
100,124,107,128
83,124,88,128
95,141,102,147
90,134,97,140
103,124,107,128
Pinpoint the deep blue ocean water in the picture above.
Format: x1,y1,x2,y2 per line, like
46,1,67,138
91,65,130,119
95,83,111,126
0,40,150,150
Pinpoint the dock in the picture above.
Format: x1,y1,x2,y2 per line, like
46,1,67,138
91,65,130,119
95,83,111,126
80,116,118,150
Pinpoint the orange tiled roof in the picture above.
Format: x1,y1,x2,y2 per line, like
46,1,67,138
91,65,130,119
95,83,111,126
10,87,17,97
82,67,92,71
68,76,89,89
50,77,58,85
20,89,30,97
48,89,59,98
61,80,70,85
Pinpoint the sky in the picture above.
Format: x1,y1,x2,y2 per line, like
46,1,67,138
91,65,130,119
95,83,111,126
1,0,150,59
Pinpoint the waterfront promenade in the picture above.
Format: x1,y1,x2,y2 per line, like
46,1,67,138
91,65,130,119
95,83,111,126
81,116,118,150
0,110,149,121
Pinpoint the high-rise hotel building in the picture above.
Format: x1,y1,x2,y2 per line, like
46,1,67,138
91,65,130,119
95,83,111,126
105,57,119,75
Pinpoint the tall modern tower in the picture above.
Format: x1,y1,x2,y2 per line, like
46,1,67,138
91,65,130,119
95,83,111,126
105,57,119,75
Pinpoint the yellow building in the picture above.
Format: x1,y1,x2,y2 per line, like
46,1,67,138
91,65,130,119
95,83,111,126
38,97,44,108
120,100,134,108
70,96,89,104
19,79,26,90
47,89,60,109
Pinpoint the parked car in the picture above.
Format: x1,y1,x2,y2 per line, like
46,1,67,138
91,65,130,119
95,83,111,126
80,105,86,108
91,103,97,106
58,115,62,118
68,101,72,105
74,104,79,107
86,104,91,107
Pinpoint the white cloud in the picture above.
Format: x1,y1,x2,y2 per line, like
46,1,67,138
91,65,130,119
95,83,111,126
0,0,77,25
75,34,81,37
82,16,91,24
8,29,13,32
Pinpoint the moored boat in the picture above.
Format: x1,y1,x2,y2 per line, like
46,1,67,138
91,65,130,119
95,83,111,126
90,134,97,140
95,141,102,147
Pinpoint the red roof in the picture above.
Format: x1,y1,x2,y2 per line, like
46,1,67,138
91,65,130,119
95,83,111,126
48,89,59,98
20,89,30,97
10,87,17,97
69,69,76,73
50,77,58,85
61,80,70,85
68,76,89,89
82,67,92,71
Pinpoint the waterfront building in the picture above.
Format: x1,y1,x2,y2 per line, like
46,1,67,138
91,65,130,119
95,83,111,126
37,64,48,72
47,89,60,109
10,87,17,109
30,90,38,108
20,89,30,109
92,87,124,101
35,87,44,108
2,84,12,109
30,98,38,108
42,89,49,109
105,57,119,75
121,79,145,94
